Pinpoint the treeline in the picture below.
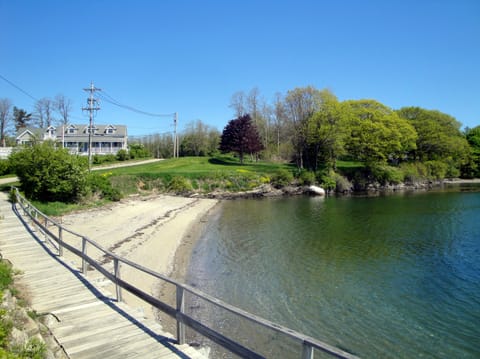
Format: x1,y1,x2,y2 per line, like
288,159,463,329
132,86,480,181
0,96,73,146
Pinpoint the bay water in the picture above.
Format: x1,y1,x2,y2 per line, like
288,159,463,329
185,185,480,358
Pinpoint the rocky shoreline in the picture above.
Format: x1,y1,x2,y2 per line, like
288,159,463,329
196,178,480,200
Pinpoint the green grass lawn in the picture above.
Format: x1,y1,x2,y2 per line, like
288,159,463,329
99,156,297,196
101,156,295,179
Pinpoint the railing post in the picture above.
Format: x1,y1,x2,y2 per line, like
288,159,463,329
302,343,314,359
82,237,87,274
114,258,122,302
176,285,185,345
44,217,48,241
58,227,63,256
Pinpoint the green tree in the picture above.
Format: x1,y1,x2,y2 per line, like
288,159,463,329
305,90,348,170
9,142,88,202
344,100,417,165
219,114,263,164
128,143,151,158
284,86,324,168
465,126,480,177
397,107,470,176
397,107,469,161
180,120,220,156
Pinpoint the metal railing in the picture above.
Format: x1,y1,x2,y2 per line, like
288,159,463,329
11,187,359,359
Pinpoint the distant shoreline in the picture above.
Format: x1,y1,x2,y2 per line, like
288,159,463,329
443,178,480,184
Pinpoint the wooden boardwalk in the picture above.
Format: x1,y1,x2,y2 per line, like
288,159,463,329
0,192,205,359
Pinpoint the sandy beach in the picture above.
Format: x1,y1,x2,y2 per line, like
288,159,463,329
57,194,219,320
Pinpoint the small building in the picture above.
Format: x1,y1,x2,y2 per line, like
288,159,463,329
16,124,128,155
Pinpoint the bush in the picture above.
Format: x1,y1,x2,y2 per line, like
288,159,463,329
85,173,122,201
167,176,193,194
399,162,428,183
425,160,448,180
0,160,11,176
318,170,351,192
128,143,151,159
0,262,13,292
18,337,46,359
93,154,116,165
318,170,336,191
296,169,316,185
116,149,130,161
9,143,88,202
369,164,404,185
270,169,294,188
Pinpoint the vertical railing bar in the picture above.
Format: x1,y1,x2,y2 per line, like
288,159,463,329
114,258,122,302
44,216,48,241
82,237,87,274
58,226,63,256
176,285,185,345
302,343,314,359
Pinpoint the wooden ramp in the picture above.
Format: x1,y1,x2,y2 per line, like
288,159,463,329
0,192,205,359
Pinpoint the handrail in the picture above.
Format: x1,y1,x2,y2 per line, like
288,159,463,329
10,187,359,359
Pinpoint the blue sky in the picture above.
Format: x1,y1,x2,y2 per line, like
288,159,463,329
1,0,479,136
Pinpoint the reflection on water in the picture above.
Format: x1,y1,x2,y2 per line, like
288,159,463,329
187,186,480,358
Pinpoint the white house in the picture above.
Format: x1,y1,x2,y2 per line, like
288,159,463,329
16,124,128,155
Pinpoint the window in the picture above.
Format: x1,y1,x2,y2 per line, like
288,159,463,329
86,126,97,134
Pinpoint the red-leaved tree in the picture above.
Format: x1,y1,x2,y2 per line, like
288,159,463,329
219,114,263,164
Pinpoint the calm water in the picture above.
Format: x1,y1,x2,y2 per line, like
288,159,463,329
185,185,480,358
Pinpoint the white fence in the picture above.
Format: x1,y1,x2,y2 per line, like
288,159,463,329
0,147,13,159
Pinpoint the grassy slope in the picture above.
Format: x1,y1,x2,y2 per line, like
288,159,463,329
101,156,295,178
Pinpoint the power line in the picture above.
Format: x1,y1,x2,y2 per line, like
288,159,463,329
98,90,174,118
97,88,179,157
0,73,39,102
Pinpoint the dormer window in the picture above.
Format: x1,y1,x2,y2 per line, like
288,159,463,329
85,126,97,134
46,126,56,136
105,125,116,134
67,125,77,134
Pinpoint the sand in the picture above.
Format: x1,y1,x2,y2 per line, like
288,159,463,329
57,194,219,319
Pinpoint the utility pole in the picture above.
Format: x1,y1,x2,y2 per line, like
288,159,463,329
82,82,101,171
173,112,178,158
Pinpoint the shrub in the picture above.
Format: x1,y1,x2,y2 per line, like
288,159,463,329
399,162,427,183
167,176,193,194
0,261,13,292
296,169,316,185
93,154,116,165
116,149,129,161
270,169,294,188
334,173,352,192
425,160,448,180
0,160,11,176
18,337,46,359
318,170,351,192
9,143,88,202
86,173,122,201
318,171,336,191
128,143,151,159
369,164,404,185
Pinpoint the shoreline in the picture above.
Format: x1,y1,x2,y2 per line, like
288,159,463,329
153,200,222,335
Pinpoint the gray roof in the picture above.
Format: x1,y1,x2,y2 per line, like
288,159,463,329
16,124,127,139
